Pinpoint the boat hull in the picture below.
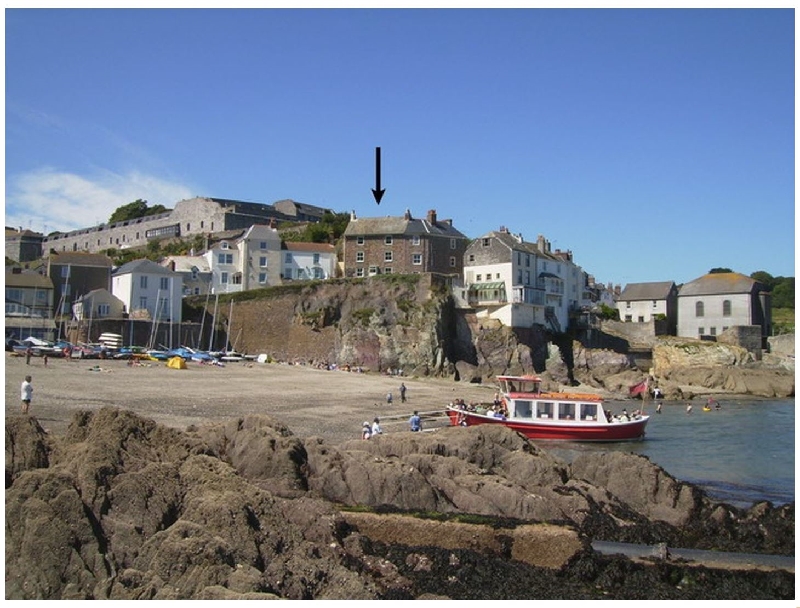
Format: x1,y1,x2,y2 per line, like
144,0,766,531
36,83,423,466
447,408,648,442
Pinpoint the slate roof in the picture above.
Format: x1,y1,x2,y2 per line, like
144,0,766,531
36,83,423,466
344,215,468,239
618,281,676,301
74,288,122,302
678,273,765,297
282,242,336,253
470,231,561,261
114,259,178,276
161,256,211,273
5,268,54,289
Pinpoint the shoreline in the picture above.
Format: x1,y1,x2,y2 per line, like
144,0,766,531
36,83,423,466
5,354,789,442
3,354,497,442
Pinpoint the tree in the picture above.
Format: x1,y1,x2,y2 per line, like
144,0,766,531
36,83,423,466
281,211,350,243
751,271,776,290
598,303,619,320
708,267,734,274
108,199,169,224
772,278,794,309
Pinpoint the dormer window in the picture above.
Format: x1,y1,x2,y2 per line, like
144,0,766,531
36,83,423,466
221,241,229,250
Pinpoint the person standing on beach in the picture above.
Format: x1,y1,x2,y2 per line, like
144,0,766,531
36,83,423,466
21,375,32,414
25,346,32,365
409,411,421,432
399,383,407,403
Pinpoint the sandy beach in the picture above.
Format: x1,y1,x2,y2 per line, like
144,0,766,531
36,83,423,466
4,353,498,443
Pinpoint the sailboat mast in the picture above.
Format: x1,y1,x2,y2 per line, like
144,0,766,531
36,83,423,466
198,288,211,349
208,292,219,352
226,299,234,353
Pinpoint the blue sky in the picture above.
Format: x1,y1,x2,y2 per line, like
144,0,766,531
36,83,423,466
5,8,795,286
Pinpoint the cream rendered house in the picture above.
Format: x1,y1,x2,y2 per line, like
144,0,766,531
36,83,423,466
677,272,771,339
72,288,125,321
616,281,678,333
281,242,337,281
111,259,183,323
204,223,282,294
461,228,590,333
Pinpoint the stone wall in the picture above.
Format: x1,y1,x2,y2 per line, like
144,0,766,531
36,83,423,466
42,198,294,256
717,325,763,360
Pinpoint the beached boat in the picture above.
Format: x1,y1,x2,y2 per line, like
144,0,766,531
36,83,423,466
13,337,67,358
446,375,649,442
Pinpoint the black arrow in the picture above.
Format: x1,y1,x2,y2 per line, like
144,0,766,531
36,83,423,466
371,146,385,204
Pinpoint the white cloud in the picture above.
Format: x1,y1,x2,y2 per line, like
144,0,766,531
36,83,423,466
6,168,195,234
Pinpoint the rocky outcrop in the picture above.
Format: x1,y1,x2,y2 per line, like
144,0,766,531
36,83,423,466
5,409,794,599
187,277,794,399
650,338,794,399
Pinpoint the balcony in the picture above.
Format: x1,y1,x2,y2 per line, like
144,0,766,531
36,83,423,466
467,281,507,306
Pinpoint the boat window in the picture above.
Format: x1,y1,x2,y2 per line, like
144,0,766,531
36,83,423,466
515,400,532,418
559,402,575,420
580,403,597,421
536,401,553,419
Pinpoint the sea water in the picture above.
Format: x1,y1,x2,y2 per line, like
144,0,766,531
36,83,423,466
547,399,795,508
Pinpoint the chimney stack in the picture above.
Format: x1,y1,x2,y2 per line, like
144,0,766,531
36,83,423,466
427,209,437,224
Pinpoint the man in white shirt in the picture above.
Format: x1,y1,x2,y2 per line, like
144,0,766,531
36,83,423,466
21,375,32,414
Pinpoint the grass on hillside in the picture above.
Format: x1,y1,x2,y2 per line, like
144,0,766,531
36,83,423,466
772,308,794,335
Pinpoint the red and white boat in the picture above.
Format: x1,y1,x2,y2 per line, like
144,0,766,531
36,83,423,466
446,375,649,442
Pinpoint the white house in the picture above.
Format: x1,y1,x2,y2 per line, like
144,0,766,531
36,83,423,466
281,242,337,281
204,224,282,294
616,281,678,331
677,272,771,339
72,288,126,321
161,255,213,297
111,259,183,323
459,228,590,333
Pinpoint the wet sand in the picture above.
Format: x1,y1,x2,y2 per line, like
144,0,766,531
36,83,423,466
4,354,497,443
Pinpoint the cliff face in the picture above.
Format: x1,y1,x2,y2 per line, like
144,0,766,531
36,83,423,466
193,277,794,399
213,275,458,376
211,276,555,382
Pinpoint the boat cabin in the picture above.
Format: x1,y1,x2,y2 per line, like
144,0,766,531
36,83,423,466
498,375,542,394
506,398,605,422
498,375,607,423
